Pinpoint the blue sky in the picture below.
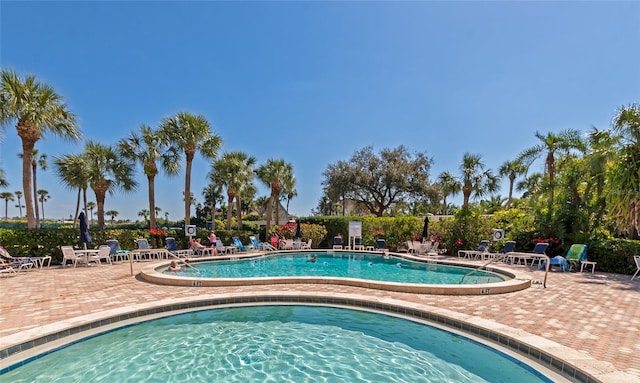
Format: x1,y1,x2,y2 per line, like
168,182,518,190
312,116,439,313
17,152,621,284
1,1,639,222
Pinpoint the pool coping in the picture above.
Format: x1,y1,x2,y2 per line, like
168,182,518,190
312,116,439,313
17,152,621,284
139,250,533,295
2,290,632,382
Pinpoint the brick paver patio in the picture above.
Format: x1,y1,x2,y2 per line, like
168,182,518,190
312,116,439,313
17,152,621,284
1,257,638,382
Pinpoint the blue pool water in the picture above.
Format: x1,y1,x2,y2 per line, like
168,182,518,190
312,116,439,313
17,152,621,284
164,252,506,285
2,306,551,382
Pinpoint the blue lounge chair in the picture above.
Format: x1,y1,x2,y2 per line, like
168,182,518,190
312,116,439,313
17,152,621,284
507,242,549,265
165,237,193,258
249,236,275,251
232,237,252,252
458,240,491,259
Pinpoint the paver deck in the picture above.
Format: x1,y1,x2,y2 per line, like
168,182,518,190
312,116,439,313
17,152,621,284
1,256,638,382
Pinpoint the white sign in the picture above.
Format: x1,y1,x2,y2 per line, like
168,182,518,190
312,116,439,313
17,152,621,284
185,225,197,237
492,229,505,241
348,221,362,237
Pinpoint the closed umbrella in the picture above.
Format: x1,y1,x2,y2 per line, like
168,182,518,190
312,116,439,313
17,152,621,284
421,216,429,241
295,220,302,239
79,211,92,249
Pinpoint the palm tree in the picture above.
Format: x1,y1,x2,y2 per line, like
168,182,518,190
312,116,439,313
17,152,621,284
159,112,222,225
202,183,224,230
459,153,499,209
105,210,119,225
517,129,585,205
281,173,297,221
118,124,179,230
138,209,150,224
87,201,96,224
0,69,81,228
498,159,527,209
53,153,90,228
84,141,136,229
37,189,49,220
0,168,7,188
437,171,461,214
164,211,169,224
609,103,640,236
211,151,257,230
1,191,13,220
14,190,23,217
256,159,293,237
18,150,47,227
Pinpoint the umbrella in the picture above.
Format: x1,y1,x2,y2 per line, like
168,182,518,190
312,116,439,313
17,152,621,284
421,216,429,241
79,211,92,249
295,220,302,239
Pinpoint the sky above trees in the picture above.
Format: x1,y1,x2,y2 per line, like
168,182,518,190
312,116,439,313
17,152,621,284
1,1,638,221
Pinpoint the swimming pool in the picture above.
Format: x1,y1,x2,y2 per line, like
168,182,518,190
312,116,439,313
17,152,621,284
141,251,532,295
1,305,556,382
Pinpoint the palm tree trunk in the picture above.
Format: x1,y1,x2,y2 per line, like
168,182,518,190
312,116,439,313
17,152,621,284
73,188,81,228
226,194,234,230
41,197,45,220
184,158,193,225
507,174,515,209
95,191,106,229
21,141,36,229
32,162,40,228
265,197,273,239
148,175,156,229
236,196,243,231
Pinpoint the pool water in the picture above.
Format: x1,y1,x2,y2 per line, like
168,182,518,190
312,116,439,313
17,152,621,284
2,306,551,382
165,252,506,285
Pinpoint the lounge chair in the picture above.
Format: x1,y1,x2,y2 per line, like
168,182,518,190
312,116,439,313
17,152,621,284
332,236,343,250
0,246,34,271
279,239,294,250
301,239,312,249
427,241,440,256
0,262,17,276
352,237,363,250
106,239,130,262
458,240,491,259
165,237,193,258
249,236,276,251
485,241,516,262
632,255,640,281
215,239,236,254
540,244,587,271
232,237,252,252
376,238,386,250
507,242,549,266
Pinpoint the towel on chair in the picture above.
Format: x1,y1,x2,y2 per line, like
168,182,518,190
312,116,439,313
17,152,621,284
540,255,569,272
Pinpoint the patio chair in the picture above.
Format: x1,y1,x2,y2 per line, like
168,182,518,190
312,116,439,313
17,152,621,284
301,239,312,249
332,236,343,250
353,237,363,250
632,255,640,281
232,237,252,252
249,236,276,251
485,241,516,262
60,245,90,268
106,239,130,262
96,245,113,265
0,261,17,276
427,241,440,256
457,240,490,259
215,239,236,254
507,242,549,266
279,239,294,250
165,237,193,258
539,244,586,271
0,246,34,271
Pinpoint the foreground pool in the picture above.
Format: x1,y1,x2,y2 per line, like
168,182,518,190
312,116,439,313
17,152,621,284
1,305,553,382
163,252,506,284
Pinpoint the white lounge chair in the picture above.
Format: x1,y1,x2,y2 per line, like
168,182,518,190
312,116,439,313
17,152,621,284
632,255,640,281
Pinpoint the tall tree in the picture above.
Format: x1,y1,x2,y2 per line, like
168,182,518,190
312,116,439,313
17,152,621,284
1,191,13,220
498,159,527,209
87,201,96,224
138,209,149,223
608,103,640,236
517,129,585,205
321,146,431,217
437,171,461,214
281,173,297,221
159,112,221,225
118,124,179,229
37,189,49,220
105,210,119,225
83,141,136,229
459,153,499,209
19,150,48,227
53,153,90,228
0,69,81,228
14,190,23,217
211,151,256,230
202,183,224,230
256,159,293,237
